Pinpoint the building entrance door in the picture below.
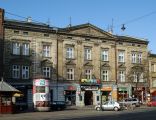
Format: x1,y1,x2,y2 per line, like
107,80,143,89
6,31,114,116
84,91,93,105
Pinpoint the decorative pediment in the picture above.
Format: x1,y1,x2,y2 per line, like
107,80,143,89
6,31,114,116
41,59,53,66
118,63,126,70
84,61,93,66
65,60,76,65
101,63,110,69
60,23,114,38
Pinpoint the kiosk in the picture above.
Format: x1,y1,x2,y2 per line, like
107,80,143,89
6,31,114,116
33,79,50,111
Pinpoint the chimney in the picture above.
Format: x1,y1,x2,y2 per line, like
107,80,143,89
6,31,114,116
0,8,4,78
26,16,32,22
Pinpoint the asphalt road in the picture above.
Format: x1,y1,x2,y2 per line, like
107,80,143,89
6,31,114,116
0,106,156,120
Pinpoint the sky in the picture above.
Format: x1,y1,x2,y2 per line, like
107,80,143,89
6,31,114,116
1,0,156,53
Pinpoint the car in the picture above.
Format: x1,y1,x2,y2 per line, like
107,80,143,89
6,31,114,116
119,98,140,107
147,100,156,107
95,101,121,111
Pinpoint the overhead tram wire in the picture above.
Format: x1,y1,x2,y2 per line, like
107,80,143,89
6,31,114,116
113,10,156,31
5,11,57,27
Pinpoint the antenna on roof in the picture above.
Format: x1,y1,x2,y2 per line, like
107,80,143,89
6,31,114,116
110,18,114,33
47,18,51,26
69,16,72,27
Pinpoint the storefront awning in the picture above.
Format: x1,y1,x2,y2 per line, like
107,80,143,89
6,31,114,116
0,80,20,92
13,93,24,97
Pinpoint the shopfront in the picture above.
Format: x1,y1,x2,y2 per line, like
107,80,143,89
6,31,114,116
64,85,76,106
101,86,112,102
77,79,101,106
118,87,128,101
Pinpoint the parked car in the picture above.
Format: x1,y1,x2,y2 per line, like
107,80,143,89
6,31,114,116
119,98,140,107
147,100,156,107
95,101,121,111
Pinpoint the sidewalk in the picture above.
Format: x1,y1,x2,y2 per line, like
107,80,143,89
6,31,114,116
65,105,95,110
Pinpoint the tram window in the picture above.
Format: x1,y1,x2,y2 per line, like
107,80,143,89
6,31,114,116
36,86,45,93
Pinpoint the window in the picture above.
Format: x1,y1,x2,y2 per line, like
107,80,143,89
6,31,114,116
119,71,125,82
84,48,91,60
43,45,51,57
138,53,142,63
139,73,144,82
118,51,125,62
23,31,28,35
152,79,156,87
67,68,74,80
22,43,29,55
44,34,49,37
102,70,109,81
101,50,108,61
22,66,29,79
151,63,156,72
12,65,20,78
131,52,142,63
66,47,74,59
13,42,20,55
14,30,19,34
132,53,137,63
133,72,138,82
42,67,51,78
85,69,92,79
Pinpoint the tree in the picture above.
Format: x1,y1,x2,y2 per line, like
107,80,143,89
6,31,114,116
127,61,149,102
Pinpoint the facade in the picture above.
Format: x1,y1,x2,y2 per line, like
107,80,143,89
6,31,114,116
0,8,150,109
149,54,156,101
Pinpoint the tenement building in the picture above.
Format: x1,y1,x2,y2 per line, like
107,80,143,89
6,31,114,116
0,8,150,109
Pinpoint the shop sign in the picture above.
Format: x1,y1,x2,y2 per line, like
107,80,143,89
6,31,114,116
118,87,127,91
81,86,99,91
67,86,76,90
101,86,112,91
81,79,100,84
34,79,49,86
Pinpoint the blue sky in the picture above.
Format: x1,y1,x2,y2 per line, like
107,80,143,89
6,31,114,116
1,0,156,53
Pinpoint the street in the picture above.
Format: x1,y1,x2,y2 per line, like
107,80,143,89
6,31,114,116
0,106,156,120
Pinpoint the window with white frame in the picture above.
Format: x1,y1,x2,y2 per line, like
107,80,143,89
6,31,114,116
132,52,137,63
22,66,29,79
133,72,138,82
84,48,92,60
67,68,74,80
85,69,92,79
12,65,20,78
152,79,156,87
138,53,142,63
22,43,29,55
102,70,109,81
101,49,108,61
43,45,51,57
13,42,20,55
118,51,125,62
42,67,51,78
119,71,125,82
66,47,74,59
139,73,144,82
151,63,156,72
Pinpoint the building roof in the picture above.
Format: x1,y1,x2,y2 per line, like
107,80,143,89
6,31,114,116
0,80,20,92
115,35,149,44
